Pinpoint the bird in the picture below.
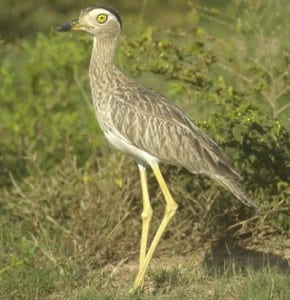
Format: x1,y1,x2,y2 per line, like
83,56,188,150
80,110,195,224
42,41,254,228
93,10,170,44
57,6,257,291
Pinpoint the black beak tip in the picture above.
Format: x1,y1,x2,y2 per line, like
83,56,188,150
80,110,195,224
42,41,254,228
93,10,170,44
57,22,72,32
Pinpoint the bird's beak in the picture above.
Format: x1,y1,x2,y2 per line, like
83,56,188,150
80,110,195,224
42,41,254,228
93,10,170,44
57,18,83,32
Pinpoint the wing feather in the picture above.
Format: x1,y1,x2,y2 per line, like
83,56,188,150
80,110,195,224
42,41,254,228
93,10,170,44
110,83,241,180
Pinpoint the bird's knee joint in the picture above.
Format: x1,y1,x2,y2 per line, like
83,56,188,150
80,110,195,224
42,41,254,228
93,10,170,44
141,207,153,221
165,202,178,217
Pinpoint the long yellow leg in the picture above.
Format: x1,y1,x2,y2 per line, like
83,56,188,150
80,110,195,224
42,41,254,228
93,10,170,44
133,163,178,290
137,164,153,279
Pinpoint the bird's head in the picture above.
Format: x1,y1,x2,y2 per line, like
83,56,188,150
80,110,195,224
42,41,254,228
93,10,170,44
57,6,122,38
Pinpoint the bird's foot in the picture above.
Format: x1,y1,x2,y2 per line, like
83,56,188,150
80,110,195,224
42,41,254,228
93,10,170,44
129,276,144,294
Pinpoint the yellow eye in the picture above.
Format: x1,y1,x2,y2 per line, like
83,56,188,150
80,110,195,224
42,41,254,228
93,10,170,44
96,14,108,24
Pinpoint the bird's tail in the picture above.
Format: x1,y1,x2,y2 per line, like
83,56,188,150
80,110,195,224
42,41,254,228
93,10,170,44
213,175,258,212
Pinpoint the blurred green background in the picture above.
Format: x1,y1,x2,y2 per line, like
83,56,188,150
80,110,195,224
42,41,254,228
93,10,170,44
1,0,290,299
1,0,190,39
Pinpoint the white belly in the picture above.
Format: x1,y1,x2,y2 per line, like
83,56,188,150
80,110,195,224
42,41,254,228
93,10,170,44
104,130,160,165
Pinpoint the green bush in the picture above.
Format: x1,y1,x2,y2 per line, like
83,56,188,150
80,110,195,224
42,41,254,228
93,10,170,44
0,34,100,185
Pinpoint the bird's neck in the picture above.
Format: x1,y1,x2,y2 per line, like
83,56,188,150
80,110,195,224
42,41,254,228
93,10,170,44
90,36,119,74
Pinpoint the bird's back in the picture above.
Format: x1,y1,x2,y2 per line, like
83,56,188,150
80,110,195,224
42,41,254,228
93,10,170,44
106,76,238,178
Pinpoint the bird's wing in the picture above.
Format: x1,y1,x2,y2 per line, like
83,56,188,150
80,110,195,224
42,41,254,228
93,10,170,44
110,83,241,180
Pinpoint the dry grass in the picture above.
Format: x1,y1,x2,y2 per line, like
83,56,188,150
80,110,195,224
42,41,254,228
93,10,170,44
1,150,289,299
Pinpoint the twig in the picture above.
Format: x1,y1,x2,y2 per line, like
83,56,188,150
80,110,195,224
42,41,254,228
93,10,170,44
8,172,27,199
29,233,64,275
216,62,253,84
276,102,290,116
73,71,94,112
227,215,260,230
110,257,128,278
107,211,130,239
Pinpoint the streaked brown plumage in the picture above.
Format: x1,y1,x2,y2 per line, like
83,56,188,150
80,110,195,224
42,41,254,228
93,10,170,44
58,6,257,291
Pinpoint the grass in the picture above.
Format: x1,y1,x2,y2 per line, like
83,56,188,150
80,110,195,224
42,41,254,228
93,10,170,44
4,253,288,299
1,151,289,299
65,266,289,299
